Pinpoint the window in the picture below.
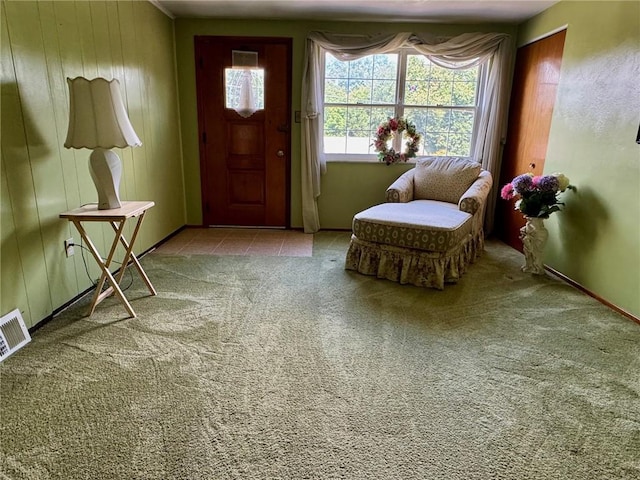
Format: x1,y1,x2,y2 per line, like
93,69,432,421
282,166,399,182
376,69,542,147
224,68,265,114
323,50,480,160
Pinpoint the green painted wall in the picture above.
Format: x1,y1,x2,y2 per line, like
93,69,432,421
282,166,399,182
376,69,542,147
173,18,516,228
1,0,185,328
517,1,640,317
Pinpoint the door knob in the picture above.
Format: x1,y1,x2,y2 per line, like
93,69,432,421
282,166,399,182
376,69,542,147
276,150,285,157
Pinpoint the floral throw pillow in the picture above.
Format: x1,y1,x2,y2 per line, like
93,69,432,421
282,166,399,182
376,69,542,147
413,157,482,204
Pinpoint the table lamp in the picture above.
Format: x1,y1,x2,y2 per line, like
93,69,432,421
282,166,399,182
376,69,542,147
64,77,142,210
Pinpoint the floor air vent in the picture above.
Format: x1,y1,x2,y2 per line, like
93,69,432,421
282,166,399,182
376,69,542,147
0,309,31,362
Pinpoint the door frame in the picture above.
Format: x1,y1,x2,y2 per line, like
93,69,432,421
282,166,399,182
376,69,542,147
194,35,292,228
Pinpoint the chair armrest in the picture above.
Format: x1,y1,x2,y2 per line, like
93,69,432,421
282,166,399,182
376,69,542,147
385,169,415,203
459,170,493,215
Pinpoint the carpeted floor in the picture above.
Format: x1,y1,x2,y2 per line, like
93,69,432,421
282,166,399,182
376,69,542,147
1,232,639,480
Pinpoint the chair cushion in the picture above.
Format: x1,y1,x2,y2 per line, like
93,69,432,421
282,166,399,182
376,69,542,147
352,200,473,252
414,157,482,204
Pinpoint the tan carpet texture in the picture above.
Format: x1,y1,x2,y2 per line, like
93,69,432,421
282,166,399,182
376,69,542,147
1,233,639,479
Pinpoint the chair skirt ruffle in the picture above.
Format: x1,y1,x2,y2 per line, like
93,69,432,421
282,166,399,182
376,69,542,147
345,230,484,290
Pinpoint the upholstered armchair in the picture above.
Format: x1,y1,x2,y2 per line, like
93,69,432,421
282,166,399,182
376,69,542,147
345,157,493,289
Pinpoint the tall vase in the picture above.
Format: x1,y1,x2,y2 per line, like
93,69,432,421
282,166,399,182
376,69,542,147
520,217,548,275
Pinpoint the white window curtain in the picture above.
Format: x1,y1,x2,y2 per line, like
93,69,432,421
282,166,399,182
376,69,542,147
301,31,513,234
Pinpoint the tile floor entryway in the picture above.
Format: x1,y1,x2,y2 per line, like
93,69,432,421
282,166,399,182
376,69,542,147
154,227,314,257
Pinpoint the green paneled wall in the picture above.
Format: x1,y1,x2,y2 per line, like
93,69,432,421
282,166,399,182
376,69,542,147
1,0,185,328
517,1,640,317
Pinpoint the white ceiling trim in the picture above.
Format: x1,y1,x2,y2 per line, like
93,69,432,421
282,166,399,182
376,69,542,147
149,0,176,19
154,0,559,24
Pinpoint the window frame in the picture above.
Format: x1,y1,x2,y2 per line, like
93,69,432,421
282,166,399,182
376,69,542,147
323,47,485,162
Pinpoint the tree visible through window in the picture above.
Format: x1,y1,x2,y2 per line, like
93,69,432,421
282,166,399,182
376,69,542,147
324,51,479,159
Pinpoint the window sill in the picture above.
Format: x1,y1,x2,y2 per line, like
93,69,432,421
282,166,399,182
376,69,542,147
325,156,418,164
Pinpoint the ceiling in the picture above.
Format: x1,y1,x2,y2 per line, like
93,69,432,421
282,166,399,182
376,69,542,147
153,0,558,24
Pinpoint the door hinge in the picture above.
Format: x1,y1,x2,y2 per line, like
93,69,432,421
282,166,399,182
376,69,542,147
199,56,204,68
202,131,207,144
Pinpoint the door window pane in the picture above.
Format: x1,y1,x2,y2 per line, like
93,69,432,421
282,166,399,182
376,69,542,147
225,68,265,114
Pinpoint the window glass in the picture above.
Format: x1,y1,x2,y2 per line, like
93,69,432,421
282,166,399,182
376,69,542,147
324,53,398,157
323,51,479,159
224,68,265,112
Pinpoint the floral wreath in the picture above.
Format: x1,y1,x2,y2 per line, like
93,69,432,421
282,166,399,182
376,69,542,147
373,117,422,165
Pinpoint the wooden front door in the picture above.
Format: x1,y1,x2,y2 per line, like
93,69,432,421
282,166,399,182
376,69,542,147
496,30,566,250
195,36,291,227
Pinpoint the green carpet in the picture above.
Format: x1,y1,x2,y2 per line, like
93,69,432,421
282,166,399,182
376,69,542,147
1,232,639,479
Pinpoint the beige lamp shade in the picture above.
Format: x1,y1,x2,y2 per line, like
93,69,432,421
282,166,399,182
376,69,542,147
64,77,141,149
64,77,141,209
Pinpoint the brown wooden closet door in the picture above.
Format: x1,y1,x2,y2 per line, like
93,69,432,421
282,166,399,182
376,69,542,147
496,30,566,250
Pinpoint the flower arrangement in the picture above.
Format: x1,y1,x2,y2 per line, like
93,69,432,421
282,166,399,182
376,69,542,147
373,117,421,165
500,172,575,218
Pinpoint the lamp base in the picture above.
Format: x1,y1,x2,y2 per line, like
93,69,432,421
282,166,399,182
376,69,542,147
89,148,122,210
